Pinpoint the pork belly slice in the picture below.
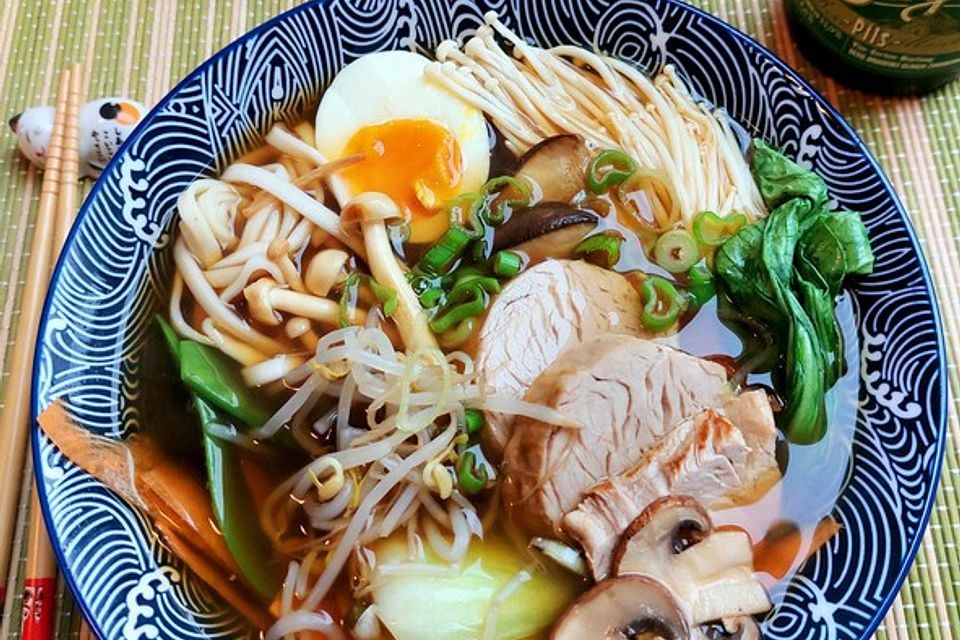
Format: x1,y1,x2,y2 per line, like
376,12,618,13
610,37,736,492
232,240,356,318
563,391,780,579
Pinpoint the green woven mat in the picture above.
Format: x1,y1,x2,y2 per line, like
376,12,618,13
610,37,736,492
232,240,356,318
0,1,956,638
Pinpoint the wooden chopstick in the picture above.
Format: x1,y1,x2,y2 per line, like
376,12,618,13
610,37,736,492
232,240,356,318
19,63,85,640
0,67,72,612
55,64,83,250
20,489,58,640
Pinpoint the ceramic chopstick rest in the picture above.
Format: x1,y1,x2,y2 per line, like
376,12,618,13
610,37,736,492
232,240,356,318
9,97,147,178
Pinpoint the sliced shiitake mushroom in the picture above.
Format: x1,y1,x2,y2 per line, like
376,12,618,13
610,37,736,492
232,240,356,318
513,133,591,203
550,574,689,640
492,202,598,263
611,495,713,575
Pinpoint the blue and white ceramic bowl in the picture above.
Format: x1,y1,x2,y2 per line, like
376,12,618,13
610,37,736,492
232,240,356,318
32,1,947,639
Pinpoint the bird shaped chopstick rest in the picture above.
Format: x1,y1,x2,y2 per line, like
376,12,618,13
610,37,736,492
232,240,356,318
9,97,147,178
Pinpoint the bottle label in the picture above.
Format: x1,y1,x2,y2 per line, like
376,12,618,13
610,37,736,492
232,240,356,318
790,0,960,75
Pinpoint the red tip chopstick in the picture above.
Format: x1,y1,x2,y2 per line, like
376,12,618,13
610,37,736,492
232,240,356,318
18,62,84,640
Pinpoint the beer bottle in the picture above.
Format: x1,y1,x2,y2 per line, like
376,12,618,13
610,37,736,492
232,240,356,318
785,0,960,94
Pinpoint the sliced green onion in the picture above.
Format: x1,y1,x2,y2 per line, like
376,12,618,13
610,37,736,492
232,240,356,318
447,192,486,239
407,273,430,294
431,300,483,334
457,448,489,494
471,223,498,262
415,226,473,276
687,265,716,308
446,275,500,308
471,238,490,262
463,409,485,435
429,293,485,334
692,210,748,247
492,250,522,278
450,265,487,288
640,275,684,332
586,149,637,194
574,233,623,269
368,278,398,316
418,287,444,309
339,273,398,327
428,277,500,334
654,229,700,273
451,276,501,299
481,176,531,225
437,317,477,348
339,273,360,328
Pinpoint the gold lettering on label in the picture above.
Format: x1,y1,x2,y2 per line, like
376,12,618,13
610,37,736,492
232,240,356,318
850,17,892,46
901,0,946,21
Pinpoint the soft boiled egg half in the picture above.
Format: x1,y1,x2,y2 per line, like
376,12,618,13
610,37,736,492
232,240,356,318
315,51,490,244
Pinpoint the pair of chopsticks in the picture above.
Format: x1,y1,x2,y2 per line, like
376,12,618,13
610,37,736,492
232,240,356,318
0,64,88,640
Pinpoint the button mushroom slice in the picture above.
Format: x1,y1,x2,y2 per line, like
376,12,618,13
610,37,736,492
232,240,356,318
492,202,598,263
722,615,761,640
684,532,772,623
513,133,591,203
611,495,714,573
550,574,689,640
611,496,771,626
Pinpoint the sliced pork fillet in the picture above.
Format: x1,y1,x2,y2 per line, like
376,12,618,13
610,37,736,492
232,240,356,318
500,333,730,539
473,259,646,461
564,391,780,579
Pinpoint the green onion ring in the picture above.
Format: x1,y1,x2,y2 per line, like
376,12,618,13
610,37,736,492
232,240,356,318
586,149,638,194
640,275,683,332
653,229,700,273
456,449,489,494
692,210,749,247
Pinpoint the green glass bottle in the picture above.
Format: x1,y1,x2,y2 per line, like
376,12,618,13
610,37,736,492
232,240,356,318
785,0,960,94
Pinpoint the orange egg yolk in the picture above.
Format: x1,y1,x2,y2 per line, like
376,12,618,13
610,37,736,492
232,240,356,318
341,118,463,244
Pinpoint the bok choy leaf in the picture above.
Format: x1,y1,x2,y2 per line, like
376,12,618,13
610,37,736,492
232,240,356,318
715,142,874,444
796,211,875,297
751,139,829,210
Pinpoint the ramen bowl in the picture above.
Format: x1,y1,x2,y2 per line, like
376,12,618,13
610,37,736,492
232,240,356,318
32,1,946,639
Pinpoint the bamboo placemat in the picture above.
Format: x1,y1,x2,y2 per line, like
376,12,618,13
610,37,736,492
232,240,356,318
0,1,956,638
